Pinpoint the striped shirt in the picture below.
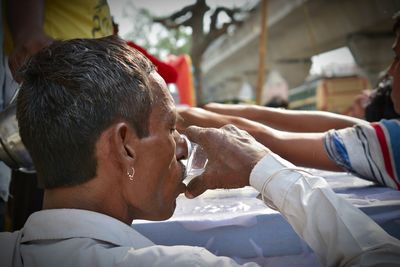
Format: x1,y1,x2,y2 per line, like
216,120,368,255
324,119,400,190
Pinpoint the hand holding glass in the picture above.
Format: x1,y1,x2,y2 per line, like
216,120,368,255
181,135,208,183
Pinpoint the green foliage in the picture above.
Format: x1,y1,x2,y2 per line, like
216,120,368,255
153,28,192,58
122,5,191,59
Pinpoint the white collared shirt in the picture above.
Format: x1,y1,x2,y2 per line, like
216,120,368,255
250,153,400,266
1,152,399,267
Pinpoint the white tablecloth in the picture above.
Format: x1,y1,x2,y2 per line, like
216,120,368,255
132,171,400,267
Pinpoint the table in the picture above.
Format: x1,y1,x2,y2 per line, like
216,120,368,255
132,170,400,266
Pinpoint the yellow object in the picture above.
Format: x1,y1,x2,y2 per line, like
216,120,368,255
43,0,113,40
289,76,371,113
4,0,113,54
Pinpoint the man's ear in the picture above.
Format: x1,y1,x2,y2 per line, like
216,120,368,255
111,122,137,166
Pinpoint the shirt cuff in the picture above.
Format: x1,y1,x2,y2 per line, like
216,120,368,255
249,152,304,210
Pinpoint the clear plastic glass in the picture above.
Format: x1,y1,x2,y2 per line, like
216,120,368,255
181,135,208,183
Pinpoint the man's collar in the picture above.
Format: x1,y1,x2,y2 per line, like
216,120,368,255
21,209,154,249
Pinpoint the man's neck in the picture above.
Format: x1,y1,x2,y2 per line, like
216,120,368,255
42,180,132,225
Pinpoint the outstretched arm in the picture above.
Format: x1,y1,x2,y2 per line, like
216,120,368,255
203,102,367,132
178,107,341,171
184,125,400,267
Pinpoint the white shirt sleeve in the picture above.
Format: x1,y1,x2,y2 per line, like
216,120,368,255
249,152,400,267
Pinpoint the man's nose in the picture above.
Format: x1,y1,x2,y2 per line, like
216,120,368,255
175,133,189,161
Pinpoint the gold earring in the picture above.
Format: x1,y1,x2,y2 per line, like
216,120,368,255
127,167,135,181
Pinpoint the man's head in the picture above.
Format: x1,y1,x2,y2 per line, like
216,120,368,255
388,11,400,112
17,36,187,221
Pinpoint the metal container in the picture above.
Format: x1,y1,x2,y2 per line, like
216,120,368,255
0,103,34,172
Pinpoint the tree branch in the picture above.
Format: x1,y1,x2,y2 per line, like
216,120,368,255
210,7,242,31
153,16,193,29
153,0,209,30
153,17,181,29
207,18,243,45
154,3,195,22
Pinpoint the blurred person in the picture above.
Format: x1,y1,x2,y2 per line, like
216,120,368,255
365,77,400,122
4,0,113,230
0,35,398,267
6,0,113,79
178,12,400,190
346,90,370,119
345,77,399,120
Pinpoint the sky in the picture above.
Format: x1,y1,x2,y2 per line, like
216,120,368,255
109,0,196,37
108,0,357,76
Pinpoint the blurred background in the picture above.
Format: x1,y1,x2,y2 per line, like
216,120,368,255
109,0,399,118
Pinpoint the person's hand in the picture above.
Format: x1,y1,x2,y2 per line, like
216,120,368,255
9,32,53,82
184,124,270,198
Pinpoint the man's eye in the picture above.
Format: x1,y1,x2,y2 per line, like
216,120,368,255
170,128,176,134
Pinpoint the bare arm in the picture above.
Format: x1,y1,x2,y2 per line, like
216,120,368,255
257,129,340,171
178,107,341,171
184,126,400,267
204,102,367,132
7,0,53,79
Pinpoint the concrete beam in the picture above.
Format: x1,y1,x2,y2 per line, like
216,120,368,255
347,33,395,85
201,0,399,98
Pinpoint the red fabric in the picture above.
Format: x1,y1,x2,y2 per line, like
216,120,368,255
126,41,178,84
165,55,195,106
371,123,400,189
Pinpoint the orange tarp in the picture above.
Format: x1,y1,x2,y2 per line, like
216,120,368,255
166,55,196,106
